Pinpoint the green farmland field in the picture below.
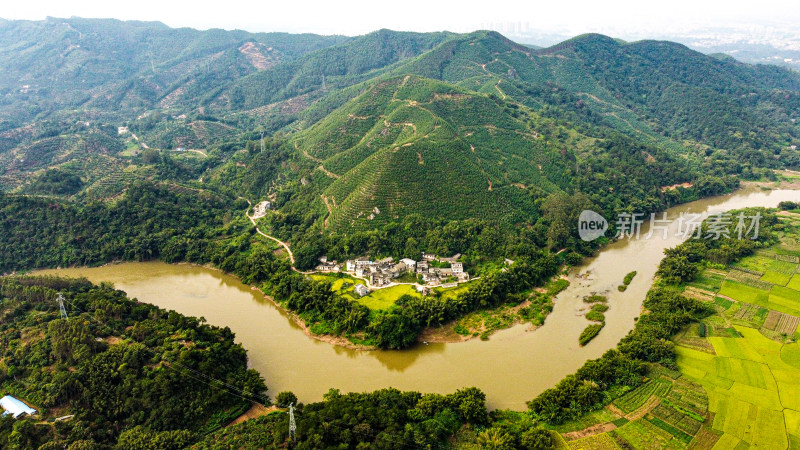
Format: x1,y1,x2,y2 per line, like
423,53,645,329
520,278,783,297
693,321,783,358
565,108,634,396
675,248,800,449
549,216,800,449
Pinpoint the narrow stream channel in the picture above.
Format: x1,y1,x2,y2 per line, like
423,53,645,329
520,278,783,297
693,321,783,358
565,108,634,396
36,187,800,409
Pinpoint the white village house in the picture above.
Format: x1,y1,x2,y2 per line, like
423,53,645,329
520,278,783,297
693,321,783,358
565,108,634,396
354,284,369,297
0,395,37,419
400,258,417,271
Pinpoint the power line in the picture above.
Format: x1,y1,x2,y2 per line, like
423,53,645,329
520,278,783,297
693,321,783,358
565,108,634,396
288,402,296,442
57,293,68,319
55,295,448,449
57,294,270,406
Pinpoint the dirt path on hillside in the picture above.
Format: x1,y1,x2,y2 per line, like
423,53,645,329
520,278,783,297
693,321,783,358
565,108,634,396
321,194,333,228
317,165,340,179
228,404,281,426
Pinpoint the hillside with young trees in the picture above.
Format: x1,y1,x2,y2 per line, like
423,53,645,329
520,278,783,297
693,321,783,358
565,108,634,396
0,276,266,448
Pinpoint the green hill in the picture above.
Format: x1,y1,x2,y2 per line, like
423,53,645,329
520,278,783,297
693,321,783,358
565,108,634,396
2,19,799,224
0,17,343,124
384,31,800,167
286,75,692,232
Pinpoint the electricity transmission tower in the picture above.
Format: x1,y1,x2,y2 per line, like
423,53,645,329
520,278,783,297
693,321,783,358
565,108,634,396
288,403,296,442
57,293,68,319
260,131,265,153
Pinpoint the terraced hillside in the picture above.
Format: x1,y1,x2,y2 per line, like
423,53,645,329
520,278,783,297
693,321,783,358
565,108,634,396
288,74,690,232
390,31,800,162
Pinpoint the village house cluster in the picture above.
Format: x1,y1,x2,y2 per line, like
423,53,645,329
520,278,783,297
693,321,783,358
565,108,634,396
314,252,470,296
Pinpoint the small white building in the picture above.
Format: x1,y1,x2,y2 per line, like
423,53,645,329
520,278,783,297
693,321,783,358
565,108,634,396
422,252,436,261
252,201,272,218
400,258,417,271
354,284,369,297
0,396,37,419
346,260,355,272
451,263,464,274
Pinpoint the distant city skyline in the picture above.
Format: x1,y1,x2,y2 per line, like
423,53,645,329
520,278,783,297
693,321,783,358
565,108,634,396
1,0,798,39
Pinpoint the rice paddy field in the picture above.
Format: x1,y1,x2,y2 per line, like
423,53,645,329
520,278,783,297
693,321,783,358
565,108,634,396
675,213,800,449
549,212,800,449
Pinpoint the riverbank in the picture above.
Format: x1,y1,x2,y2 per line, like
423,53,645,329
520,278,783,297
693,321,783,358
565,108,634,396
246,285,375,351
31,187,800,410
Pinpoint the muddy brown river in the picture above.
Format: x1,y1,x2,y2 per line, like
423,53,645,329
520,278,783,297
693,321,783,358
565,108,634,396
36,187,800,409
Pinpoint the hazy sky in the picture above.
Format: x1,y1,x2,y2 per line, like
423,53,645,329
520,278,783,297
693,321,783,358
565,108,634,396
1,0,799,37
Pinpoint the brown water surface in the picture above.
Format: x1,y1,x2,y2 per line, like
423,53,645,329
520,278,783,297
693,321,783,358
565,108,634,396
36,187,800,409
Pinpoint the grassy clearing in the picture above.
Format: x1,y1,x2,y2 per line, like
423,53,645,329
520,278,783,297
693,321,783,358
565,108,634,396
436,280,475,300
732,255,774,273
688,271,726,292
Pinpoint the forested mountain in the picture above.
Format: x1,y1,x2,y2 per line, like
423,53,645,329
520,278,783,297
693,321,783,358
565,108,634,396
1,18,799,249
0,17,343,124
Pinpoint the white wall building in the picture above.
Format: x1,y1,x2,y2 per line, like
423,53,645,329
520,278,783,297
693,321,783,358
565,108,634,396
354,284,369,297
0,396,37,419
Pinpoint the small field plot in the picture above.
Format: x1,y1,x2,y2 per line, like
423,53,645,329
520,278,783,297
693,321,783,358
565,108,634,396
763,310,800,336
732,255,774,273
761,270,792,286
766,286,800,317
768,259,798,274
718,280,769,305
357,284,420,310
787,273,800,291
688,270,726,292
785,409,800,450
729,303,768,327
566,432,621,450
549,409,620,434
613,379,672,414
613,419,687,450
